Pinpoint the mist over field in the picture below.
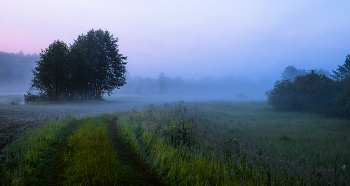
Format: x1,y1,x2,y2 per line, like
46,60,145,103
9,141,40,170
0,52,39,94
1,1,350,97
0,51,275,101
2,1,350,185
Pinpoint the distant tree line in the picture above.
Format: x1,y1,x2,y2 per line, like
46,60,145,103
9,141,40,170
266,55,350,118
26,29,127,102
0,51,39,93
114,72,273,99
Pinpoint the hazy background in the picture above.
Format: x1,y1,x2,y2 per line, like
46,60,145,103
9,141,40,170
1,0,350,98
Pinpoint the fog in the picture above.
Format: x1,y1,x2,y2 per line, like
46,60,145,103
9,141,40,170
113,72,272,100
0,50,341,102
0,51,273,100
1,1,350,99
0,51,39,94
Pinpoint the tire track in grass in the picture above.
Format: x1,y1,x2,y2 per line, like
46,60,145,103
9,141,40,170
47,117,141,185
107,116,169,186
45,118,84,185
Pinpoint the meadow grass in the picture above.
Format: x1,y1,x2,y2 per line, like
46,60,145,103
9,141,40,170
118,116,304,185
1,99,349,185
113,100,349,185
116,118,140,153
61,117,140,185
0,116,75,186
198,101,350,176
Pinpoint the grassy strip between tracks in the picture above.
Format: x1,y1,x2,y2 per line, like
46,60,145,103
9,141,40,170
56,116,140,185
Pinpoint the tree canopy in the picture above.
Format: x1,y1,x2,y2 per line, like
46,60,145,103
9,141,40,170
267,56,350,118
281,65,330,80
30,29,127,101
32,40,69,101
331,54,350,80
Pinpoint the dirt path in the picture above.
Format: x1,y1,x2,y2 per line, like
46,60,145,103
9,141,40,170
106,116,169,186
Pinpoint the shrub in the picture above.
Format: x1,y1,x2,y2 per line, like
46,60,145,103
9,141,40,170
332,75,350,118
266,71,335,113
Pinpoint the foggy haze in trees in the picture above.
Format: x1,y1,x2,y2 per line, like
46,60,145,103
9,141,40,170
114,72,273,100
0,50,274,100
2,48,347,102
2,47,349,103
0,52,38,93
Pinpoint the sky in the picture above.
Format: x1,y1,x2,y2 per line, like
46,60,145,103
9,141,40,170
1,0,350,81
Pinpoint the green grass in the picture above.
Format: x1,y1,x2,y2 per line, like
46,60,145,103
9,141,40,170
113,101,350,185
199,101,350,174
118,117,303,185
1,100,349,185
0,116,75,185
117,118,140,153
61,117,140,185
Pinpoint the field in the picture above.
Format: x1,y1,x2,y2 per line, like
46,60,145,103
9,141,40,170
0,95,349,185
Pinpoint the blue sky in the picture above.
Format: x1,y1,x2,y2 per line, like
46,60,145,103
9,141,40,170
1,0,350,80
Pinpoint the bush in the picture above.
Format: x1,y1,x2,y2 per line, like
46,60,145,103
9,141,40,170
24,91,48,103
292,71,334,111
266,71,336,114
332,75,350,118
266,79,298,111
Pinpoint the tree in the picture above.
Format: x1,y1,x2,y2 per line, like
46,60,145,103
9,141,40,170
333,75,350,118
331,54,350,80
267,70,335,112
72,29,127,99
292,70,334,110
314,68,331,77
30,29,127,101
281,65,307,80
31,40,69,101
68,43,92,99
266,79,296,111
158,72,168,94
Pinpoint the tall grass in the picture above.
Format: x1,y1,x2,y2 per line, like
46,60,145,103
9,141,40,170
61,117,139,185
116,118,140,153
114,100,350,185
0,117,74,186
199,101,350,180
1,100,349,185
119,116,304,185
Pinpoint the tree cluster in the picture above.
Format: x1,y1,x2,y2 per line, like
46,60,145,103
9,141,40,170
29,29,127,101
266,55,350,118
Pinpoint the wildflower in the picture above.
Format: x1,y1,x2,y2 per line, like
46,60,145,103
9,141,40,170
342,165,346,170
